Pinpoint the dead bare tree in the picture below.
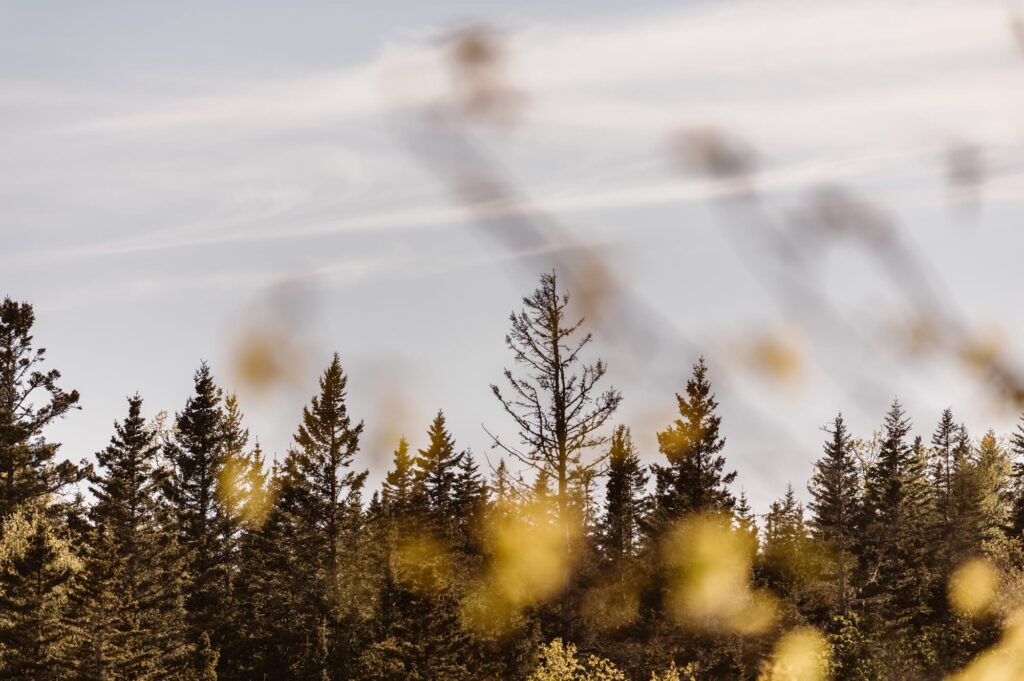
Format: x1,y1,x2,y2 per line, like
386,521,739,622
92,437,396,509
488,270,621,642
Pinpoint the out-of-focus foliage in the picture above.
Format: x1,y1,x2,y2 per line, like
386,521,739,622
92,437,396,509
757,628,831,681
8,259,1024,680
662,513,776,634
463,495,581,635
949,558,999,619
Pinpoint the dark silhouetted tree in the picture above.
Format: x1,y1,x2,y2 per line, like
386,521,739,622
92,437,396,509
490,271,621,641
0,297,82,522
0,506,79,678
415,411,461,529
651,357,735,525
598,425,648,564
76,395,188,678
382,437,417,516
277,353,369,679
164,363,228,651
808,413,859,614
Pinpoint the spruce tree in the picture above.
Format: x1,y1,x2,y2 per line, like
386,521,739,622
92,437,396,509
930,408,960,574
1009,413,1024,538
857,401,934,629
451,450,487,546
226,467,298,680
808,413,859,614
164,363,228,650
0,506,80,678
972,430,1013,547
948,425,984,565
414,411,461,527
492,459,513,509
651,357,735,526
191,631,219,680
762,484,809,595
277,353,369,678
598,426,648,563
214,394,270,677
382,437,417,516
218,394,266,561
76,395,188,679
733,491,758,553
369,432,478,680
0,297,82,522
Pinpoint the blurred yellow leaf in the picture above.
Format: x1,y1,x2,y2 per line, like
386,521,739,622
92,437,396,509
745,331,805,384
759,627,831,681
462,497,581,634
231,325,304,394
949,558,999,619
948,609,1024,680
662,513,776,634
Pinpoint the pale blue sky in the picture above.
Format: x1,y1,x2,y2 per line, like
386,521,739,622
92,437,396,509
6,0,1024,513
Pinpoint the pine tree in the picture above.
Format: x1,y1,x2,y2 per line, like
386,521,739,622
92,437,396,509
734,491,758,553
277,353,369,678
652,357,735,525
972,430,1013,547
1008,413,1024,538
0,297,82,522
598,426,648,563
414,411,461,528
164,363,228,651
931,408,960,574
382,437,417,516
762,485,809,595
451,450,487,546
0,505,80,678
808,413,859,614
225,466,300,680
948,425,984,565
857,401,934,628
75,395,188,679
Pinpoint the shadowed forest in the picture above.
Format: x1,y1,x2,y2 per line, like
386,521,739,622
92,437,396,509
4,268,1024,680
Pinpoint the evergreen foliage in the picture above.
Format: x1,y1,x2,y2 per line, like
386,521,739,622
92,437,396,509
651,357,735,526
5,279,1024,680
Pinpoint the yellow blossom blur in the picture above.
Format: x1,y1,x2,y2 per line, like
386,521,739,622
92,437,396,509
462,497,581,634
231,325,305,394
662,513,777,634
949,558,999,619
947,609,1024,681
744,330,806,385
758,627,831,681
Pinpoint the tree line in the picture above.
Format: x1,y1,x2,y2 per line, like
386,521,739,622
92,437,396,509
3,272,1024,679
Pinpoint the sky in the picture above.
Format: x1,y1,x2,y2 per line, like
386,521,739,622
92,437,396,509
6,0,1024,514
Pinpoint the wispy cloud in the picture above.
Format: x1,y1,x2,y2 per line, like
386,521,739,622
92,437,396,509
8,0,1024,269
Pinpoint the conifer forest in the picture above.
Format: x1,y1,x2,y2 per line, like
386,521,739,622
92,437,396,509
5,266,1024,679
8,3,1024,680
